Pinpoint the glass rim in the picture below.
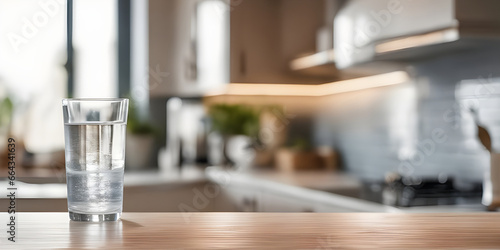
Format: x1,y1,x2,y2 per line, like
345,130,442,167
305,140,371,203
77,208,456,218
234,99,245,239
62,98,129,102
62,98,129,124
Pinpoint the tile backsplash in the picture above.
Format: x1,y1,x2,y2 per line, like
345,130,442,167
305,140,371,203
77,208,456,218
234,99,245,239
314,47,500,182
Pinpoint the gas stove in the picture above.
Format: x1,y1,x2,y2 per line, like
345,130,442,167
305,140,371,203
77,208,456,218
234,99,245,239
360,175,483,207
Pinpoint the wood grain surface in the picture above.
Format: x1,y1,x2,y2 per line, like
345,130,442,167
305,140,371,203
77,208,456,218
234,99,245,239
1,213,500,249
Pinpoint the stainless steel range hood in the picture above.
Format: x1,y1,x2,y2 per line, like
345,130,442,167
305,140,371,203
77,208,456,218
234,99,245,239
334,0,500,69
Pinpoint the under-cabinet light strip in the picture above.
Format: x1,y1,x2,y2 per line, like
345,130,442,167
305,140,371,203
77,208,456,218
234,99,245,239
205,71,409,97
375,28,459,54
290,49,335,70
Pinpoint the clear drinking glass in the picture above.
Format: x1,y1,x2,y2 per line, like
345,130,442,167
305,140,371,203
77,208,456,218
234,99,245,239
62,98,129,222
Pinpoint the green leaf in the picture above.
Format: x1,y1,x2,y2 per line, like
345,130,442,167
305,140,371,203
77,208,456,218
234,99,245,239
0,97,13,127
208,104,260,137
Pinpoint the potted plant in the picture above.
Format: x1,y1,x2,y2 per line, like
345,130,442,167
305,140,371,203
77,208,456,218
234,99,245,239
125,99,157,170
0,96,13,170
207,104,259,168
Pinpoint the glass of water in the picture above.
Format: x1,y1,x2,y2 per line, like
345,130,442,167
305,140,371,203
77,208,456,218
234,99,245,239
62,98,129,222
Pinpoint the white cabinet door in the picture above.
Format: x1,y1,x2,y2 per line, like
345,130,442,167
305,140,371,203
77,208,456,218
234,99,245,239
260,192,315,212
334,0,455,68
217,184,261,212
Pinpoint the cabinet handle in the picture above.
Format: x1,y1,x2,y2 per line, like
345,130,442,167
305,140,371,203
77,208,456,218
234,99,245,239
239,51,246,76
242,197,257,212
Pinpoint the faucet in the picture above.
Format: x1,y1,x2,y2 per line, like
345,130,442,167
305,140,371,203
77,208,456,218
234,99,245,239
471,108,499,211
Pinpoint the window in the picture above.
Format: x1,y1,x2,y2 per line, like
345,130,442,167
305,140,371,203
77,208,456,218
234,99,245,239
73,0,118,98
0,0,121,158
0,0,67,153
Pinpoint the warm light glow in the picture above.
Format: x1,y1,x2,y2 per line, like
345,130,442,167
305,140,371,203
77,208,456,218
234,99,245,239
206,71,409,97
375,28,459,54
290,49,335,70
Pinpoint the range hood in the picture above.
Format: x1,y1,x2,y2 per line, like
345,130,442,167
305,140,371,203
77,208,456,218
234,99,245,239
334,0,500,69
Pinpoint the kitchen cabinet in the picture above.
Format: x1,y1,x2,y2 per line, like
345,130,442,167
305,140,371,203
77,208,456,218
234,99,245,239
334,0,455,69
148,0,331,96
206,167,393,212
209,169,317,212
214,182,261,212
148,0,229,97
334,0,500,68
260,192,315,212
0,182,214,213
123,182,215,212
215,182,319,212
215,181,375,213
148,0,364,96
229,0,336,84
0,169,212,213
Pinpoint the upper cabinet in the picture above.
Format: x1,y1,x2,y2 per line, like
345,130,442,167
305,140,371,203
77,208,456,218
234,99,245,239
149,0,230,97
229,0,343,84
149,0,339,97
147,0,500,96
335,0,500,69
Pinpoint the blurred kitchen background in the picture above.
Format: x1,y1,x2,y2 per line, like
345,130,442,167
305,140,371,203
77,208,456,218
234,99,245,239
2,0,500,213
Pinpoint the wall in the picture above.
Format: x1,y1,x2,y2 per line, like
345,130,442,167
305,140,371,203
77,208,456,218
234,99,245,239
314,47,500,182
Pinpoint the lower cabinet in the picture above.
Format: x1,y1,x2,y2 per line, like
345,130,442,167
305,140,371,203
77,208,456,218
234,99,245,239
260,193,315,212
207,170,387,212
215,184,261,212
214,182,349,213
3,175,384,212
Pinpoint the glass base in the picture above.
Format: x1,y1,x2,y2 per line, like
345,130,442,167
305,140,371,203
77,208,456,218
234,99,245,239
69,211,121,222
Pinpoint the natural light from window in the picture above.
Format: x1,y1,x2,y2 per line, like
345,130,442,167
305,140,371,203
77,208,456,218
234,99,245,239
73,0,118,98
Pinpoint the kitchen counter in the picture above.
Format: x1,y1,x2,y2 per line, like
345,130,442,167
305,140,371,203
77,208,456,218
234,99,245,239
0,166,488,212
206,167,398,212
205,167,488,212
0,166,207,199
0,166,209,212
2,212,500,249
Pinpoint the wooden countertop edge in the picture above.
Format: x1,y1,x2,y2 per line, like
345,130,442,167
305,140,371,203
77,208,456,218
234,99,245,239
4,212,500,249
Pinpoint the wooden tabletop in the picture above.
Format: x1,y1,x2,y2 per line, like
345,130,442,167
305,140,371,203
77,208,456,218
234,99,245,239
2,213,500,249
